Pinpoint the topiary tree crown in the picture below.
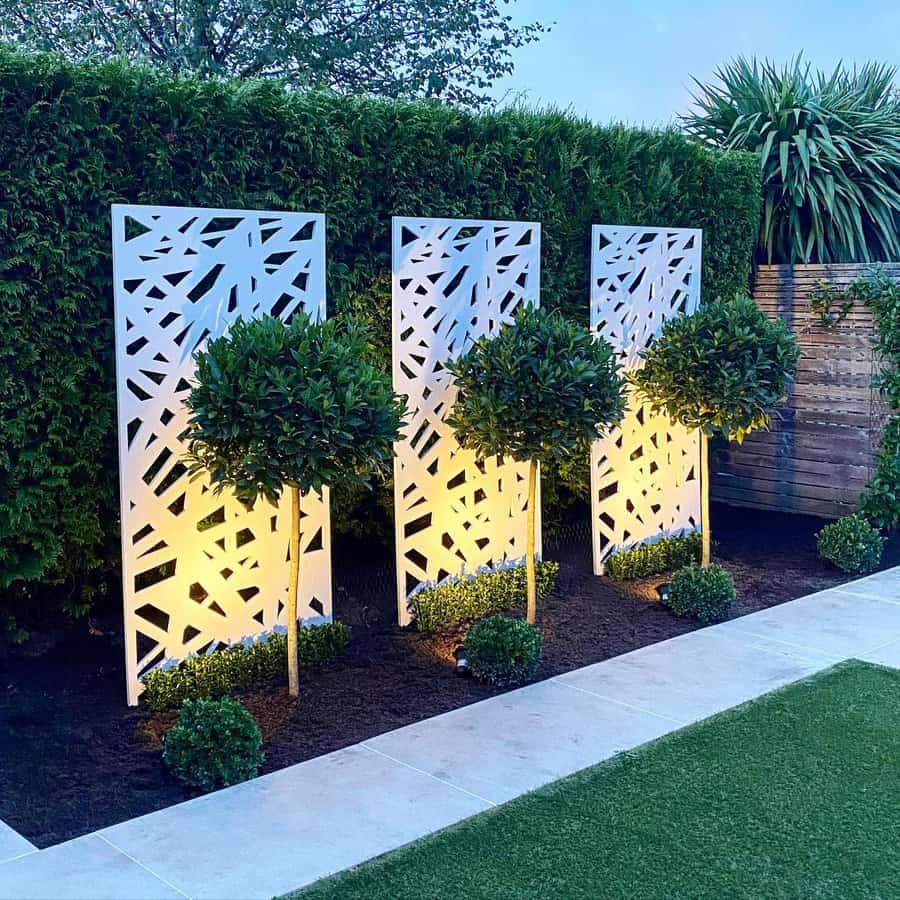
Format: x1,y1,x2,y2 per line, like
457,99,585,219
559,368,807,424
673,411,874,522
184,312,406,694
632,297,799,565
447,305,626,622
185,313,405,502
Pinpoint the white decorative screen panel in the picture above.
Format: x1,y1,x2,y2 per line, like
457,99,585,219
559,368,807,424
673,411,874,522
589,225,703,574
392,217,541,625
112,205,331,705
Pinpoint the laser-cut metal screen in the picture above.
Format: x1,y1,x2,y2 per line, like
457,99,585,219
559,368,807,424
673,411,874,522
112,205,331,705
589,225,703,575
392,217,542,625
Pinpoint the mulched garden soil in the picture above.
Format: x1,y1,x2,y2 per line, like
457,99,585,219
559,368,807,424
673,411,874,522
2,503,898,848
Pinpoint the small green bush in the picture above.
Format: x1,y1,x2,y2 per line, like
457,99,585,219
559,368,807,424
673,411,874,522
163,697,263,791
817,514,885,575
409,562,559,632
666,565,736,622
142,622,351,712
464,615,543,687
605,532,702,580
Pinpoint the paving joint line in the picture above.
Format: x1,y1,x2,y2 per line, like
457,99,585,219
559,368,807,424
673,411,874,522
722,627,857,661
359,743,497,808
96,833,193,900
0,847,39,866
830,587,900,605
549,679,688,726
861,633,900,654
713,630,843,666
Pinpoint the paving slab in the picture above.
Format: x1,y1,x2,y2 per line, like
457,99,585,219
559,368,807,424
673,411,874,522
859,636,900,669
717,585,900,658
830,567,900,600
100,744,488,899
554,626,839,725
0,820,35,865
0,835,182,900
364,678,677,805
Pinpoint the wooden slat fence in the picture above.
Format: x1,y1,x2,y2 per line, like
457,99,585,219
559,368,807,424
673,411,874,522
712,263,898,519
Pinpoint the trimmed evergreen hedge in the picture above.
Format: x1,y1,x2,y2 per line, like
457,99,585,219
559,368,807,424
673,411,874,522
410,561,559,632
0,47,760,600
141,622,351,712
604,531,702,580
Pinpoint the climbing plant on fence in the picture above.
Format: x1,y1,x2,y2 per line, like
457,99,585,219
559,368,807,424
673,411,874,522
0,47,760,621
816,272,900,530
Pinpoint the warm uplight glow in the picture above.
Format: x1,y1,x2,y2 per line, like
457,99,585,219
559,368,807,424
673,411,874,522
112,205,333,705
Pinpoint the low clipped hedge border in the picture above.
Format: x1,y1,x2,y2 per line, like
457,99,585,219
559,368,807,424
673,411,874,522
410,562,559,632
604,531,702,580
141,622,350,712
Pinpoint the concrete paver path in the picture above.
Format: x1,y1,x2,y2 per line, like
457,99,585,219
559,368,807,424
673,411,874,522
2,567,899,899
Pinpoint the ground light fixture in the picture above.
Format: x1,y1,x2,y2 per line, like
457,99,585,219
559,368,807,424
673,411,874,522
454,644,470,676
656,582,671,604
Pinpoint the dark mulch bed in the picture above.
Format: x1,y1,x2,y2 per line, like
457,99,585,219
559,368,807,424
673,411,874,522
2,504,897,848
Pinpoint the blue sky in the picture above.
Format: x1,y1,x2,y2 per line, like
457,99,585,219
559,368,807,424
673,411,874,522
490,0,900,126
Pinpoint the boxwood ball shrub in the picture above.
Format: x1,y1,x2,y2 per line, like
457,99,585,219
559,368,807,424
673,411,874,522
448,307,626,623
817,514,885,575
632,297,799,568
163,697,264,791
666,564,736,623
0,47,760,629
410,562,559,633
604,531,702,580
464,615,543,687
141,622,351,713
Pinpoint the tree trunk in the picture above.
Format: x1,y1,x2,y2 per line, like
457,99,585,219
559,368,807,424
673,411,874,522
525,458,538,625
287,485,301,697
700,431,711,568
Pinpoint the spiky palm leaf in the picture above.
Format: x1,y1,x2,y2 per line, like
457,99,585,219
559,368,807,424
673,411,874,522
684,57,900,264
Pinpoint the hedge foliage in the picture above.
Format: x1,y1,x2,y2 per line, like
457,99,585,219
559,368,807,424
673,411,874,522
163,697,264,791
141,622,351,712
666,564,736,623
604,531,702,580
410,562,559,632
0,47,760,599
463,615,543,687
817,514,884,575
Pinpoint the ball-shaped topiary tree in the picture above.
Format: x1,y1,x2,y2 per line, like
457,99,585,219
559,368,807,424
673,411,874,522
183,312,406,696
447,306,626,623
631,297,799,568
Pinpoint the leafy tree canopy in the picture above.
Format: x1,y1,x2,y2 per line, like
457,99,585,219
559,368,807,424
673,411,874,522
183,312,406,506
0,0,546,106
447,306,627,463
631,297,799,443
685,56,900,264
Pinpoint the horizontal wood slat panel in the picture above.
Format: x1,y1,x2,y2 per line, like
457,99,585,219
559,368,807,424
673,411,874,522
712,263,898,519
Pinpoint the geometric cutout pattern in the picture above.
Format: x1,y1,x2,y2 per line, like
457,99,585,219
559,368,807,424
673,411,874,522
391,217,541,625
589,225,703,574
111,205,331,704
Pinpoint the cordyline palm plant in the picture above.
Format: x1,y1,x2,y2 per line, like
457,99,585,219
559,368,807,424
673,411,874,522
684,56,900,264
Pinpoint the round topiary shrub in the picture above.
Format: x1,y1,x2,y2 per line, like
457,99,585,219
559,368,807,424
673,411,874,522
666,564,736,623
817,514,884,575
463,615,543,687
163,697,264,791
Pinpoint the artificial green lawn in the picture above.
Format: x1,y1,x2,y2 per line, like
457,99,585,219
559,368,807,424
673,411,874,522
289,661,900,899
